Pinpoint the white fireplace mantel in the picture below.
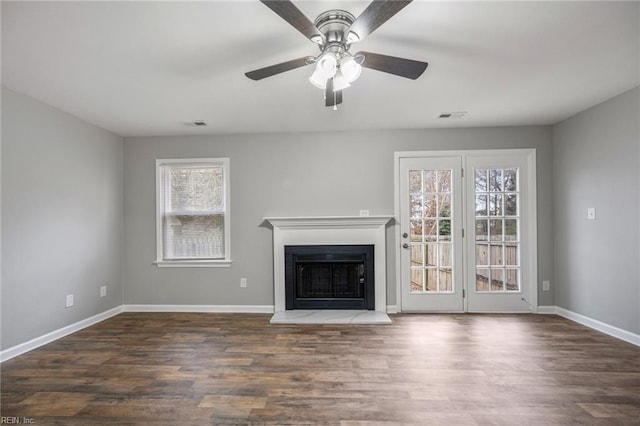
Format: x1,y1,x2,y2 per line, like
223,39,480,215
264,216,393,314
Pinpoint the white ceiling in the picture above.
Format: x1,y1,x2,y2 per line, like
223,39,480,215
2,1,638,137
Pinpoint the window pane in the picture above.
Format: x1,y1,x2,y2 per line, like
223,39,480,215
168,167,223,212
163,214,224,259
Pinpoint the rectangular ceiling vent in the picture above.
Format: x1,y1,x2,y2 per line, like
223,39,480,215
192,120,207,127
438,112,467,119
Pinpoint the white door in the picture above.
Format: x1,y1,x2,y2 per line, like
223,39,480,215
399,156,464,311
465,153,536,312
397,150,537,313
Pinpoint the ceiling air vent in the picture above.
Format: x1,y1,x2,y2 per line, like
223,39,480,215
192,120,207,127
438,112,467,119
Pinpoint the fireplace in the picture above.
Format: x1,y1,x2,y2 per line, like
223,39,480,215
285,245,374,310
264,216,393,323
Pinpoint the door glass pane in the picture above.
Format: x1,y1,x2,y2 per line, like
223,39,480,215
409,170,422,193
411,244,424,265
409,168,455,293
476,219,488,241
489,219,503,241
411,268,424,292
476,268,490,291
410,219,423,242
475,169,487,192
475,194,487,216
475,167,521,292
425,243,437,266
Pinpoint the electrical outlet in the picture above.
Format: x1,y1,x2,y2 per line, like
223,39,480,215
65,294,74,308
100,285,107,297
542,280,550,291
359,210,370,216
240,278,247,288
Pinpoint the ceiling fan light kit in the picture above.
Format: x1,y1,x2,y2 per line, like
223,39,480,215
246,0,428,109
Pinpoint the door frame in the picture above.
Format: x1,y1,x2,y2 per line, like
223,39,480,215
394,149,538,313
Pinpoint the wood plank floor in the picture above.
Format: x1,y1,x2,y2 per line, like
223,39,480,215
2,313,639,425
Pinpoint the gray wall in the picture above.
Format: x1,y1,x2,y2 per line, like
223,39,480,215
1,88,124,350
124,127,555,308
553,87,640,334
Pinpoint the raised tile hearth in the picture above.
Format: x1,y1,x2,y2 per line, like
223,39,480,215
270,309,392,325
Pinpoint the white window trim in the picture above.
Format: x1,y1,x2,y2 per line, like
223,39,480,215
155,157,231,268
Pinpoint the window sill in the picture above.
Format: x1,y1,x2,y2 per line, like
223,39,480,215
154,260,232,268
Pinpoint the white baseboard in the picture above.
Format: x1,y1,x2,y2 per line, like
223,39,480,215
538,305,639,347
536,305,557,314
0,305,123,363
122,304,275,314
386,305,398,314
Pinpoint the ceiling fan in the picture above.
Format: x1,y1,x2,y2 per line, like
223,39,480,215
245,0,428,109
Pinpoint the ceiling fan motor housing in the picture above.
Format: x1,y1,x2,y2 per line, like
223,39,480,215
314,10,356,48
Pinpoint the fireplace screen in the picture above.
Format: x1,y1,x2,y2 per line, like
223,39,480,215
285,245,374,310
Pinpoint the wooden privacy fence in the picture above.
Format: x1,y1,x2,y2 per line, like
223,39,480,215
410,243,518,292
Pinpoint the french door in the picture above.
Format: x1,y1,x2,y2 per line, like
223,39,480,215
397,150,537,313
399,157,464,311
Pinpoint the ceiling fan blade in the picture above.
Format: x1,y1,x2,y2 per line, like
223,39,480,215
324,79,343,108
347,0,412,42
245,57,313,81
357,51,428,80
260,0,324,44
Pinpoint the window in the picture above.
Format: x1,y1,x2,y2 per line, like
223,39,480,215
155,158,230,267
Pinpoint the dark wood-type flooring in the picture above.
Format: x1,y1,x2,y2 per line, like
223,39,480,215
2,313,640,425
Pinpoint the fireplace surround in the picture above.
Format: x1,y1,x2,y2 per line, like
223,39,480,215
264,216,393,322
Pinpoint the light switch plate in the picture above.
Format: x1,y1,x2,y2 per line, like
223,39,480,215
587,207,596,220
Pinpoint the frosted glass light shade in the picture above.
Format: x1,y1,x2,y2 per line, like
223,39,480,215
340,57,362,83
316,53,337,79
332,70,351,91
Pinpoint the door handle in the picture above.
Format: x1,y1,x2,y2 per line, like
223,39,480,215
402,243,409,249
